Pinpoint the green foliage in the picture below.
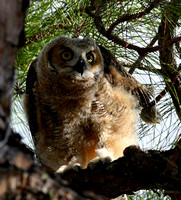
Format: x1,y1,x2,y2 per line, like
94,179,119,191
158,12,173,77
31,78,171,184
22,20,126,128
12,0,181,199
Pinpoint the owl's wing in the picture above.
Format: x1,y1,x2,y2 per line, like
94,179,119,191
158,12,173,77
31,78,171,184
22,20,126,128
99,45,152,108
25,59,39,146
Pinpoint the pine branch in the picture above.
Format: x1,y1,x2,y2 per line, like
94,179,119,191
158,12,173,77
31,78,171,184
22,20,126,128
107,0,165,35
25,24,67,46
143,64,181,109
86,2,181,56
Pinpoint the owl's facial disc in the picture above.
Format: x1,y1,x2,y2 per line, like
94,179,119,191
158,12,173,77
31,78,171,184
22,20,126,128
48,45,102,79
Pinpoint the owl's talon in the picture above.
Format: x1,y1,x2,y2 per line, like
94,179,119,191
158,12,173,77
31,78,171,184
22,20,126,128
57,163,82,174
102,156,111,164
87,162,95,170
87,156,111,170
72,164,82,172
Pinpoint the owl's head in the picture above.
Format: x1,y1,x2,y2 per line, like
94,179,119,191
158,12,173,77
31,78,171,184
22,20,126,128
37,36,104,90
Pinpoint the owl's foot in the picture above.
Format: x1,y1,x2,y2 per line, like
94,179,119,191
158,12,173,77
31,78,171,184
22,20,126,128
87,156,111,170
57,163,82,174
87,147,113,169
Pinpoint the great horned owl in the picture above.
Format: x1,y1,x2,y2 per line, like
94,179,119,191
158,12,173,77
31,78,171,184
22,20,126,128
24,35,153,172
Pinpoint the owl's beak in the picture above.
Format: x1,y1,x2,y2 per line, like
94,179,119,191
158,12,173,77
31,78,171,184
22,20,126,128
74,58,85,76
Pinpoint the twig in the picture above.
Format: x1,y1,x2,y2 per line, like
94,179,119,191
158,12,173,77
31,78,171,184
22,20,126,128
73,21,86,38
149,64,181,106
129,33,159,74
25,24,67,45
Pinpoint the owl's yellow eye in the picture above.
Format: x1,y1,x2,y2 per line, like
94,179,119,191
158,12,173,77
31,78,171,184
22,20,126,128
60,50,73,61
86,52,94,64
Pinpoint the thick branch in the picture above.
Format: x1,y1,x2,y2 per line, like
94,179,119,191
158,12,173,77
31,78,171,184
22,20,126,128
61,145,181,199
1,137,181,199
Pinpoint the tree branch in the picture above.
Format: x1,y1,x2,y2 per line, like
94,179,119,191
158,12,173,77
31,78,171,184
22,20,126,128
25,24,68,46
86,2,181,56
1,133,181,199
143,64,181,109
60,144,181,199
91,10,145,55
128,32,159,74
107,0,164,35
